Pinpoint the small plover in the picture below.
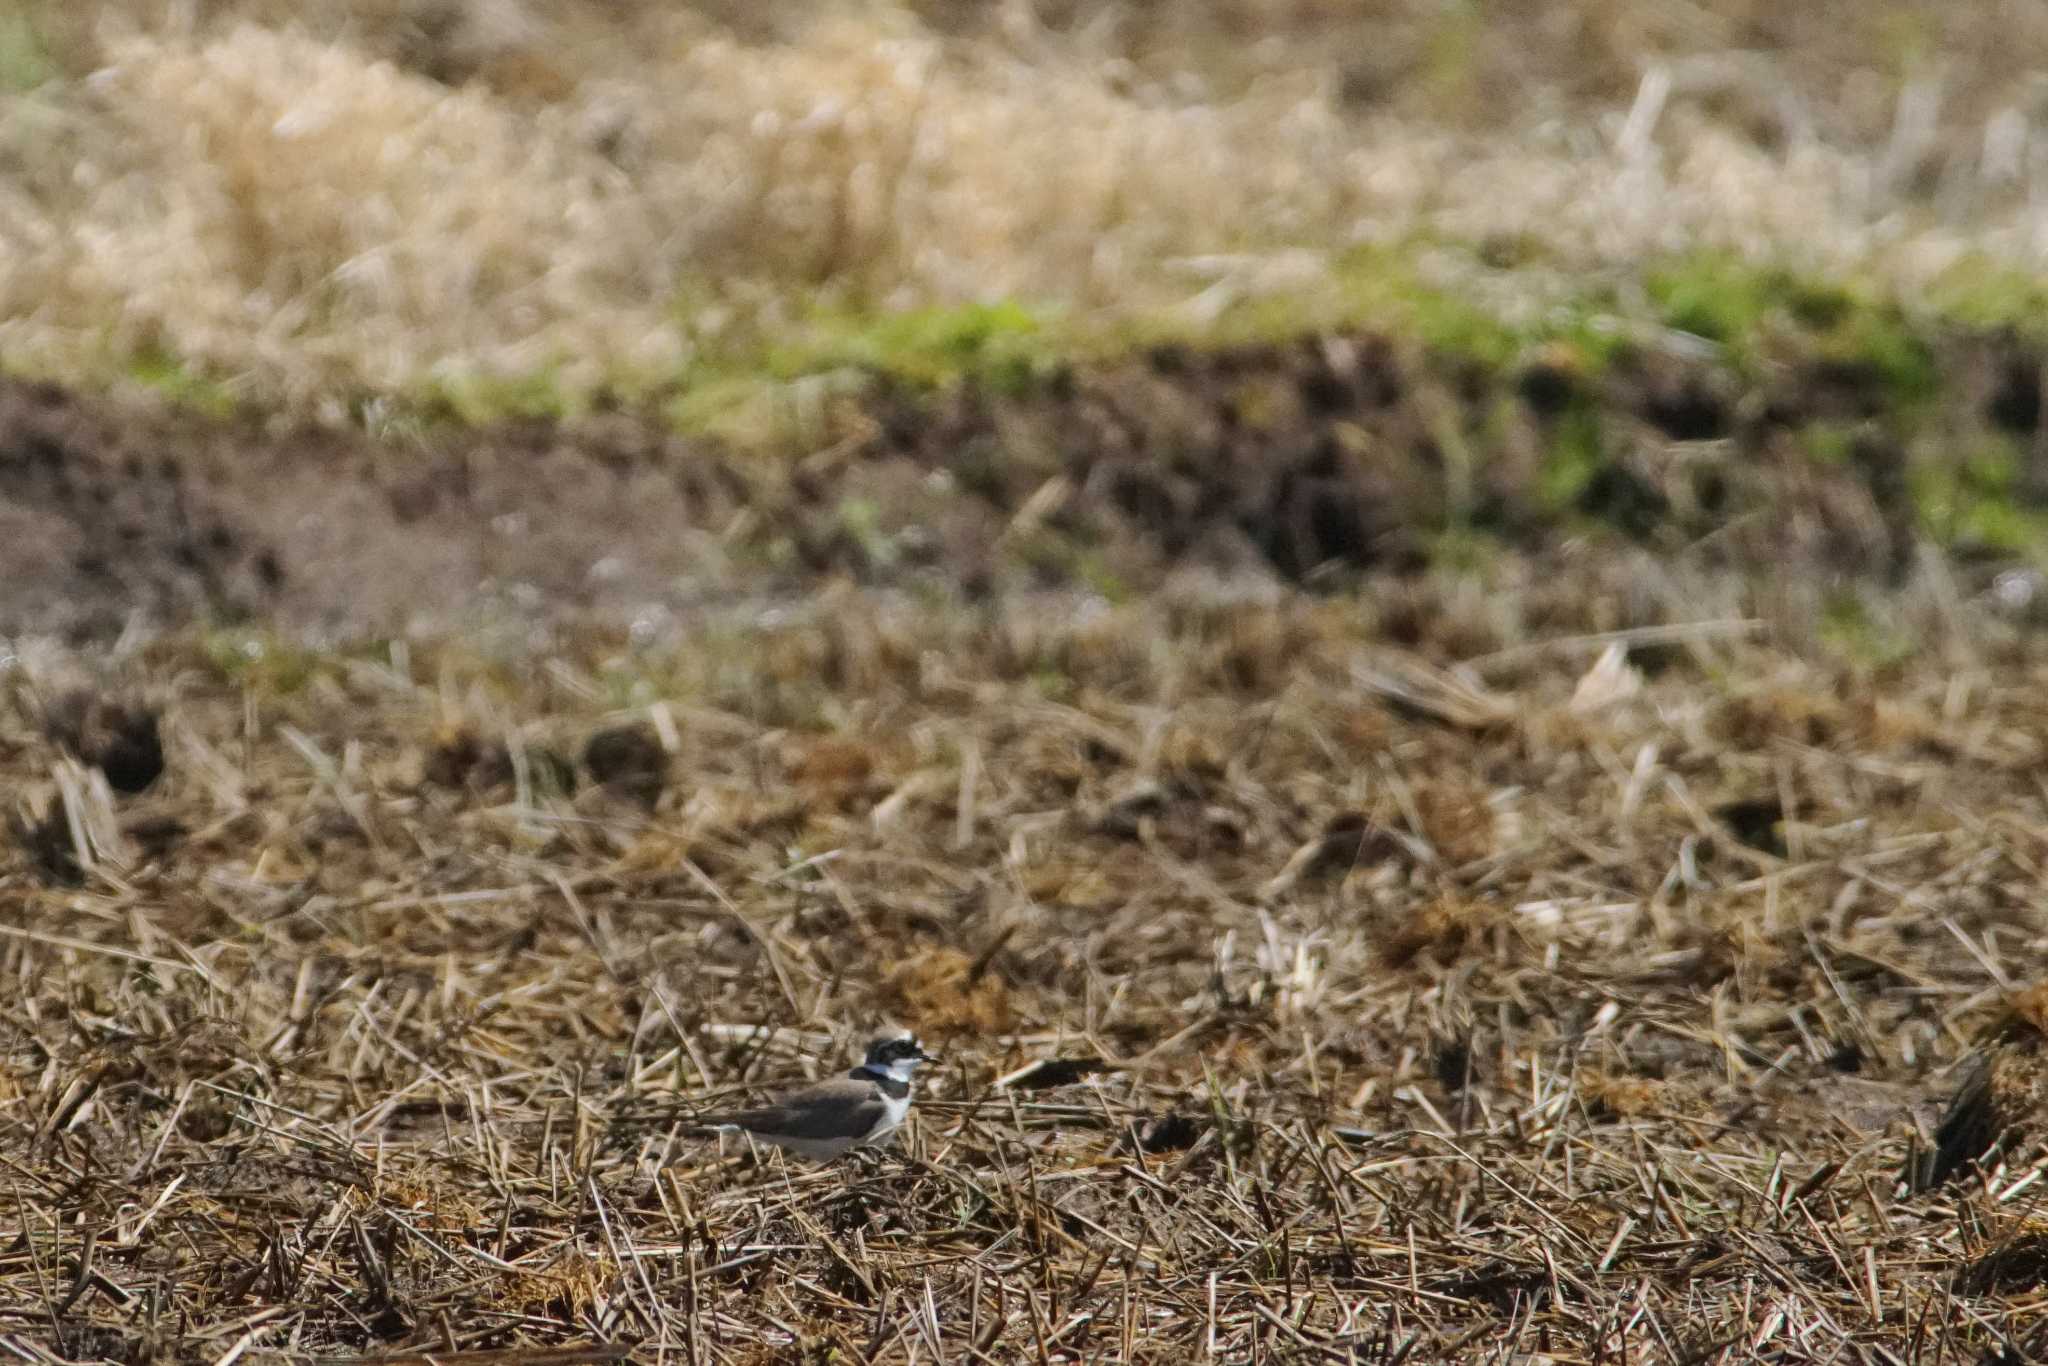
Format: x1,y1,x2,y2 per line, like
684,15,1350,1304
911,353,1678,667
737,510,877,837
691,1030,939,1161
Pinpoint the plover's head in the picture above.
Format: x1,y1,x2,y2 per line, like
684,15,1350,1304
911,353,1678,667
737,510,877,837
862,1030,939,1080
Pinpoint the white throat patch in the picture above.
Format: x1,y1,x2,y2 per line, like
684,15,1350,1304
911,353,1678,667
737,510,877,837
877,1056,922,1085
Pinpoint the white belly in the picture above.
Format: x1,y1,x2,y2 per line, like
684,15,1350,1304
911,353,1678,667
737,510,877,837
750,1130,872,1161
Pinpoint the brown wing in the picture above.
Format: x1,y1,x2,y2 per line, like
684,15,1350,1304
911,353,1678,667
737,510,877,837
1914,1055,1995,1192
694,1076,890,1142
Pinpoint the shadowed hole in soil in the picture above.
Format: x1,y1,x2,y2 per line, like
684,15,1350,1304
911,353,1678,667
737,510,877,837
41,691,165,793
583,721,667,807
1714,797,1788,856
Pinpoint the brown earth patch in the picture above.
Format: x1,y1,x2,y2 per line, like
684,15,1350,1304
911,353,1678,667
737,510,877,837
794,320,2046,596
0,378,759,639
3,319,2045,638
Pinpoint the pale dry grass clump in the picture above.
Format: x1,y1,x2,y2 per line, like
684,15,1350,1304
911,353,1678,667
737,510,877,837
2,25,673,398
5,1,2048,405
0,10,1354,402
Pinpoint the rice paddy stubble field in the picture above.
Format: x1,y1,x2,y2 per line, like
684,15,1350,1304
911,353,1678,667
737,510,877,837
7,572,2048,1360
7,2,2048,1362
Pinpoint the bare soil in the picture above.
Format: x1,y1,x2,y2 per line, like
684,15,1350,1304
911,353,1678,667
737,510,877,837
0,378,760,640
6,315,2045,641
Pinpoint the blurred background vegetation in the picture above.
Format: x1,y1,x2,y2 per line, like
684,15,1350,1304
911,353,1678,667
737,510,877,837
2,0,2046,413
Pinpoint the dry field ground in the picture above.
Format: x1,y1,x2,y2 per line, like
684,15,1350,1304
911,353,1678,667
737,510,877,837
8,2,2048,1364
9,559,2048,1362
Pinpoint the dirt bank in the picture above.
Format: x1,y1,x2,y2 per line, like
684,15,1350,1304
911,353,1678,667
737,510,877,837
3,316,2043,638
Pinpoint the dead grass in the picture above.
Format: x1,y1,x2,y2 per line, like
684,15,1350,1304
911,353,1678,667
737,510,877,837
6,1,2048,407
5,565,2048,1358
8,6,2048,1359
